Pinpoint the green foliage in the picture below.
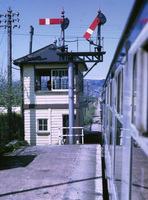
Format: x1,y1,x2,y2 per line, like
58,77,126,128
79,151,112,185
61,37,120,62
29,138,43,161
0,72,23,155
0,73,21,108
0,113,23,139
0,113,24,155
5,140,29,152
0,141,6,155
18,140,29,146
84,105,96,125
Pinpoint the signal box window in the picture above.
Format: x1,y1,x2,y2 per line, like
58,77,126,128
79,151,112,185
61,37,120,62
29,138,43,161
52,69,68,90
35,69,68,91
35,69,51,91
38,119,48,131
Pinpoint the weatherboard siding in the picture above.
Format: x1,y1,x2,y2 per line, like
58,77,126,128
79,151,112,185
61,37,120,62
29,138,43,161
24,108,77,145
51,109,77,144
24,109,36,145
23,65,35,105
51,109,66,144
35,93,74,104
24,109,51,145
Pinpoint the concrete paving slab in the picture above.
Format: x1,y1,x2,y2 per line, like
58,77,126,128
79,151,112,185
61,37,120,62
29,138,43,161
63,145,103,200
91,99,102,132
0,145,103,200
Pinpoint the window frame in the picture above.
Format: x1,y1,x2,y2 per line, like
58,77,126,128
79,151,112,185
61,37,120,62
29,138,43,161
35,68,69,91
37,119,49,133
132,54,137,125
131,47,148,133
51,69,68,91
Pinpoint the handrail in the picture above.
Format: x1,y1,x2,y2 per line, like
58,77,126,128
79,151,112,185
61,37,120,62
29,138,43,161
58,127,84,145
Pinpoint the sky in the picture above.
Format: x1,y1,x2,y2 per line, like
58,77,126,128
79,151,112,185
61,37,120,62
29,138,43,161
0,0,135,81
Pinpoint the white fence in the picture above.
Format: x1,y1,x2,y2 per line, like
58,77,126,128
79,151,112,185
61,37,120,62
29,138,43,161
58,127,84,145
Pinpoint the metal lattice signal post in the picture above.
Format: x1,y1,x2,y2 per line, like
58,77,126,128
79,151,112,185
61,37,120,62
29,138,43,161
0,7,20,139
58,10,106,144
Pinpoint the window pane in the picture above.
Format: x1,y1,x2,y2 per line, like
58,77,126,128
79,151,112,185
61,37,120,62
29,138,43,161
52,70,68,90
117,73,121,113
43,120,47,130
38,119,48,131
55,71,58,76
115,119,123,200
55,77,60,89
132,142,148,200
35,69,51,91
109,110,112,155
39,119,42,125
132,55,137,124
110,82,112,107
65,70,68,76
62,77,68,89
59,71,62,77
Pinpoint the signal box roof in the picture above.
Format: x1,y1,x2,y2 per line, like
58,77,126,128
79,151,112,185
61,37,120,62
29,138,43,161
14,44,87,71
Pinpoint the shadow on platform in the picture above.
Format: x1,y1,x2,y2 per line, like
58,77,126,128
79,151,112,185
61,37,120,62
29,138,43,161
0,155,36,170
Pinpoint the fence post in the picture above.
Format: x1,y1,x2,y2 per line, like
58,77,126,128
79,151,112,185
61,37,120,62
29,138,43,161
82,128,84,144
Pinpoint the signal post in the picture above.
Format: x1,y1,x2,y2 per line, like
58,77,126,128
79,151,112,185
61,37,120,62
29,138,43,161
39,9,106,144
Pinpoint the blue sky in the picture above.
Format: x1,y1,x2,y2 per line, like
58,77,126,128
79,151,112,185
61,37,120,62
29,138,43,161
0,0,135,80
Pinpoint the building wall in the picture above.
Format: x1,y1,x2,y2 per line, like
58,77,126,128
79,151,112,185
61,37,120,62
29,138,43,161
51,109,70,145
24,109,51,145
35,92,75,104
23,65,35,105
23,64,77,105
24,108,78,145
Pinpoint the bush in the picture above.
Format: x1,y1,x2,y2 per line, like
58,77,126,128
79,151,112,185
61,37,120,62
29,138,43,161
4,140,29,154
0,142,6,156
0,113,24,155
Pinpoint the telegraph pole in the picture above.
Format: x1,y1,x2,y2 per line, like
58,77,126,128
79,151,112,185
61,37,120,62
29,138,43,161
29,25,34,54
0,7,20,139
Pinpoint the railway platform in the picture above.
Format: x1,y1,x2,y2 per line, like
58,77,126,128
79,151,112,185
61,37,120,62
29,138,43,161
0,99,103,200
0,144,103,200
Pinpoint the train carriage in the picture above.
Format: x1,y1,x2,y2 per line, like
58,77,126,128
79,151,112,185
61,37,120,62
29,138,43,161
102,0,148,199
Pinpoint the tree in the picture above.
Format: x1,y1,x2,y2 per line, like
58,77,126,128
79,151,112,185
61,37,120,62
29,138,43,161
0,72,21,111
0,72,22,153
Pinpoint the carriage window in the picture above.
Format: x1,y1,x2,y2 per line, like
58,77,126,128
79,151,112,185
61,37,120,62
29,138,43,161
132,55,137,125
121,69,123,115
117,72,121,114
114,118,123,200
107,86,109,105
131,141,148,200
110,81,112,107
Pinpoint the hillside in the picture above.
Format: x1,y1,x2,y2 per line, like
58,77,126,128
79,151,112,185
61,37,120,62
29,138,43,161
83,79,105,97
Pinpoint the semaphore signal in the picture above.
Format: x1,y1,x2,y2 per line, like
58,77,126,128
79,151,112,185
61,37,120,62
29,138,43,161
39,9,69,52
83,9,106,40
39,18,63,25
